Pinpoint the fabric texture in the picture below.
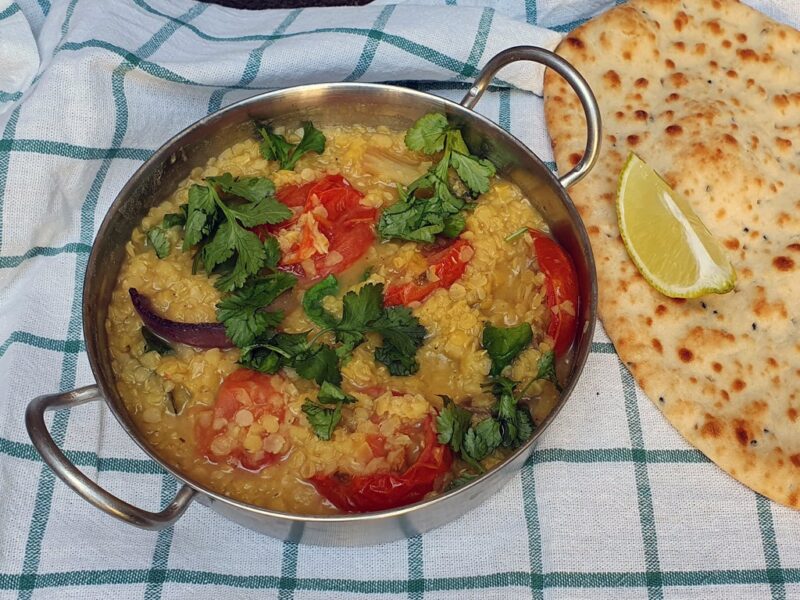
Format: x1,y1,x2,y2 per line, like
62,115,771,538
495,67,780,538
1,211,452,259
0,1,798,599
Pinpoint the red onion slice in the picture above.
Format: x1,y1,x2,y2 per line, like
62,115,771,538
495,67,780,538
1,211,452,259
129,288,234,349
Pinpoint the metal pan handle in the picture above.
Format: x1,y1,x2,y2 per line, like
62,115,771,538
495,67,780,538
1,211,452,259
461,45,601,189
25,385,196,530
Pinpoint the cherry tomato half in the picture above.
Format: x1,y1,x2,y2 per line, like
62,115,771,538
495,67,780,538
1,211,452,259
252,175,377,283
529,229,579,355
384,239,473,307
309,415,452,512
194,369,289,472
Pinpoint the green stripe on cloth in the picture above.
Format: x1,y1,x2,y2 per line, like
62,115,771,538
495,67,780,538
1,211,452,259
36,0,50,16
0,3,20,20
0,91,23,103
407,535,424,600
0,242,91,269
345,5,395,82
0,105,22,252
15,6,208,598
0,331,84,358
620,364,663,600
278,542,299,600
0,434,164,474
0,428,709,471
207,8,302,113
551,17,589,33
498,89,510,131
128,0,518,85
521,462,544,599
144,476,178,600
460,8,494,77
4,566,800,592
0,138,152,161
525,0,536,25
592,341,615,353
756,495,786,599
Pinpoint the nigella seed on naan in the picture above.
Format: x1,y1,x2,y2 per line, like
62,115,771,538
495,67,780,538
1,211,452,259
544,0,800,508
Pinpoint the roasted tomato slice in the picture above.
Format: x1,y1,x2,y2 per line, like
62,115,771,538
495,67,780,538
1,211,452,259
529,229,579,355
194,369,289,471
384,239,473,307
309,416,452,512
252,174,377,283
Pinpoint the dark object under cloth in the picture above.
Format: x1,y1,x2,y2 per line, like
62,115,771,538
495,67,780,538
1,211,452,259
202,0,373,8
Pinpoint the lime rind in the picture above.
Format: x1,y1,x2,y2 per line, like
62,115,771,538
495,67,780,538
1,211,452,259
616,153,736,299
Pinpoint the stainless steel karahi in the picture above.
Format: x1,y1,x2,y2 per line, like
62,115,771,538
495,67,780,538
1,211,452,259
25,46,600,546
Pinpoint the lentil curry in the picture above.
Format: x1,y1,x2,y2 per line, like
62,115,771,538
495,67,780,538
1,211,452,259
106,114,578,514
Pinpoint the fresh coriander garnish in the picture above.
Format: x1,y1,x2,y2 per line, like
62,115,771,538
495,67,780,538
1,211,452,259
258,121,326,171
145,208,187,259
436,396,472,453
302,381,356,440
302,276,427,376
182,173,291,291
141,326,174,355
377,112,497,243
482,323,533,377
216,272,297,347
238,332,342,386
436,325,558,473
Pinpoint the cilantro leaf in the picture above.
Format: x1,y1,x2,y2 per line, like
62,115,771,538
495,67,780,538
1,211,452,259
377,174,465,244
203,220,267,291
180,174,291,291
238,331,304,374
317,381,356,405
302,275,339,330
381,113,500,244
146,226,170,259
377,196,447,244
183,184,216,249
515,405,534,444
299,277,427,380
536,349,557,384
302,401,342,441
225,196,292,228
442,213,466,238
146,208,188,260
482,323,533,377
162,209,187,229
463,418,501,464
263,236,281,270
141,326,173,356
239,342,284,374
216,273,297,346
436,396,472,453
450,152,496,195
372,306,427,375
209,174,276,204
374,345,419,376
258,127,293,165
293,343,341,386
404,113,449,154
287,122,326,170
337,284,384,342
257,121,326,171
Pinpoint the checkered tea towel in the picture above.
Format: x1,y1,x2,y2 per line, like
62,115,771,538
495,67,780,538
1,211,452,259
0,1,798,599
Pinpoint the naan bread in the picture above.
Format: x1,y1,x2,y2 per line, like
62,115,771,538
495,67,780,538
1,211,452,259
543,0,800,508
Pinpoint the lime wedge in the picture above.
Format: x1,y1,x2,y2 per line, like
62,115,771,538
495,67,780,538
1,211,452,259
616,153,736,298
